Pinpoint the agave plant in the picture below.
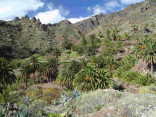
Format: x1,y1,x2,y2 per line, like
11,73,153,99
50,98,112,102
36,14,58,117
60,90,81,107
16,111,31,117
0,107,5,117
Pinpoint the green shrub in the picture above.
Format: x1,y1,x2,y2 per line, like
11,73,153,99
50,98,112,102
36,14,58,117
119,71,155,86
48,113,60,117
120,71,142,83
62,40,73,50
64,50,71,54
136,73,155,86
114,55,137,78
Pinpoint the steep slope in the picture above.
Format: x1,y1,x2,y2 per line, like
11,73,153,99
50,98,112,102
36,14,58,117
86,0,156,35
0,0,156,59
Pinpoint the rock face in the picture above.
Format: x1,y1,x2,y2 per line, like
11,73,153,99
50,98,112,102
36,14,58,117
73,13,104,34
0,0,156,59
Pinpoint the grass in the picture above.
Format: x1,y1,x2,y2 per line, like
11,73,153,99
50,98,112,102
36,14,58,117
59,50,79,62
37,56,47,62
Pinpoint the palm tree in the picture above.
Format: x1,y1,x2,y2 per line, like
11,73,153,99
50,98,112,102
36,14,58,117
42,57,58,82
57,60,81,90
52,48,61,64
29,56,40,83
134,37,156,74
0,58,16,93
132,25,138,32
110,29,117,41
105,56,117,75
122,32,131,41
20,64,31,87
106,29,111,40
73,65,114,91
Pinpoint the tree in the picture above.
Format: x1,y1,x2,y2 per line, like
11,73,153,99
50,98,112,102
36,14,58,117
0,58,16,93
52,48,61,64
106,29,111,40
73,65,114,91
29,56,40,83
114,41,123,52
21,64,31,87
42,57,58,82
98,31,103,38
105,56,117,75
80,36,87,46
110,29,117,41
134,37,156,74
62,40,73,50
57,60,81,90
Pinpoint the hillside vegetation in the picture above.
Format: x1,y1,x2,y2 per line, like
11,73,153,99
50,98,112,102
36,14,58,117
0,0,156,117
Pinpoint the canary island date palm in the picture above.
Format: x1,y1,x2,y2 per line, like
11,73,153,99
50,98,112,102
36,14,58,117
58,60,81,90
42,57,58,82
52,48,61,64
20,64,31,87
134,37,156,74
29,56,40,83
73,65,114,91
0,58,16,94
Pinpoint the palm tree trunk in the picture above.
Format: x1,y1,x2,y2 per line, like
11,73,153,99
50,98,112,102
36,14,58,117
56,55,58,65
33,73,35,84
151,59,153,74
26,77,28,87
0,88,2,94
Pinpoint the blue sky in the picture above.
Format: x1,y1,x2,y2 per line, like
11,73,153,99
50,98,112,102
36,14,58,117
0,0,144,24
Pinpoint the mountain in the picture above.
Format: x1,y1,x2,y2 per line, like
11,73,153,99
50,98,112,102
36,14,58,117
0,0,156,59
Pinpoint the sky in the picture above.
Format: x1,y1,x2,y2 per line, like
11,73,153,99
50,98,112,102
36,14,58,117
0,0,145,24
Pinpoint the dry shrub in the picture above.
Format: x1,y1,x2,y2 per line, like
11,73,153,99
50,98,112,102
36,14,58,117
27,90,38,98
42,88,61,98
40,96,53,104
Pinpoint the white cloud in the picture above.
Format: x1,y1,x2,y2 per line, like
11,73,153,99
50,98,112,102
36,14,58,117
93,5,107,15
35,4,70,24
120,0,145,5
68,16,90,23
87,7,92,12
105,1,121,10
59,6,70,16
0,0,44,20
90,1,122,15
35,9,65,24
0,5,12,14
